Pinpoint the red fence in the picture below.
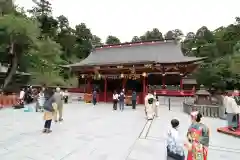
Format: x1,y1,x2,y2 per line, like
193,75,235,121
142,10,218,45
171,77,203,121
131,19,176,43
0,95,18,108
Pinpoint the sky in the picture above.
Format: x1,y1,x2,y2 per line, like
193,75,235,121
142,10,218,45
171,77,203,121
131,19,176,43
14,0,240,42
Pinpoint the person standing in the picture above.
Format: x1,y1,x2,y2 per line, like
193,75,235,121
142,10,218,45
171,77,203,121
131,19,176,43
132,90,137,109
43,89,56,133
92,89,97,106
63,90,69,104
113,91,118,110
119,89,125,111
36,89,45,112
144,90,156,120
167,119,185,160
185,111,209,160
225,92,240,131
153,91,159,117
19,88,25,106
53,87,63,122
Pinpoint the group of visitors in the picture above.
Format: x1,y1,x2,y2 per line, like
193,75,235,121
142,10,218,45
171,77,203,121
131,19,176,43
166,111,209,160
165,89,240,160
19,85,34,105
41,87,68,133
112,89,138,111
19,86,69,133
112,89,126,111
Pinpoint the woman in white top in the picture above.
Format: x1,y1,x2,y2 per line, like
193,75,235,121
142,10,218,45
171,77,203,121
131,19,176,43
113,91,118,110
167,119,185,160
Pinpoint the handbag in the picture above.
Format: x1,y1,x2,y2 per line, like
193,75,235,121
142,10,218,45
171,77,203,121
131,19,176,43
52,102,58,111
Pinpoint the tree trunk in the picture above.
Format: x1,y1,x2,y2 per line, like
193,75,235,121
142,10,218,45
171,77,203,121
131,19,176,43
2,42,18,89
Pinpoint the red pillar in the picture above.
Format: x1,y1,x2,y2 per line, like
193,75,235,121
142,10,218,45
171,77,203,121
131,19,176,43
87,78,92,93
104,78,107,102
142,76,146,104
162,74,165,89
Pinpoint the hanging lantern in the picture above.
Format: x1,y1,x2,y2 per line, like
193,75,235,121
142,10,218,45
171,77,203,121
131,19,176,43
142,72,147,77
81,74,85,78
120,73,124,78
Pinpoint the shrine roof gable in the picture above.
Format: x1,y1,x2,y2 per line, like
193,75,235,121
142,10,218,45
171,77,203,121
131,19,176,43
67,40,204,67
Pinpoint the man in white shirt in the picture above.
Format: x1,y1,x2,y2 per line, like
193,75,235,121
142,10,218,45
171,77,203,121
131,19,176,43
19,88,25,104
113,91,118,110
225,92,240,131
53,87,63,122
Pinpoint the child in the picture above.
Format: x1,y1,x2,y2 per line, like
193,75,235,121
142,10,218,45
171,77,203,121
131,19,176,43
167,119,185,160
42,89,56,133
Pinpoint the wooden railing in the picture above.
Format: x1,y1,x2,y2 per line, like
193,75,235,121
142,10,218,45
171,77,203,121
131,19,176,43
183,102,221,118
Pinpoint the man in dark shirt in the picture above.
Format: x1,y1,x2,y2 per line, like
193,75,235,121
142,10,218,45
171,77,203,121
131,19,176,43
132,90,137,109
92,89,97,106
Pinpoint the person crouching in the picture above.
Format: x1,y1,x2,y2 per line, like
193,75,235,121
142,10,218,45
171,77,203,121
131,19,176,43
42,89,56,133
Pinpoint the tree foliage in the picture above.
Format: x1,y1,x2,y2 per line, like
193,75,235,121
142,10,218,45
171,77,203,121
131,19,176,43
181,20,240,90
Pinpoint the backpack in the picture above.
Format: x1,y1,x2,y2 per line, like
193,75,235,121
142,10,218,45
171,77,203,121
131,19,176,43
43,97,54,112
119,93,125,101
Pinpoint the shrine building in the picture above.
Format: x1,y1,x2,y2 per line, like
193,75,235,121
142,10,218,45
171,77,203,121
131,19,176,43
67,40,205,104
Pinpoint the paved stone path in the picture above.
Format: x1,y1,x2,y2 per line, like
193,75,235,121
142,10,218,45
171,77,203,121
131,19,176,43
0,101,240,160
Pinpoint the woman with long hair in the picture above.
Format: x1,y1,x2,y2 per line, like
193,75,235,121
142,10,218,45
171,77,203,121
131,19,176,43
186,111,209,160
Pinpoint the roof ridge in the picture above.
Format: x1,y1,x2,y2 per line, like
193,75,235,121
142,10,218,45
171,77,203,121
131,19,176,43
95,40,176,50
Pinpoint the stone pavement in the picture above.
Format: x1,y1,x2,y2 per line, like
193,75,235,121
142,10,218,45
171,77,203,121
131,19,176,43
0,101,240,160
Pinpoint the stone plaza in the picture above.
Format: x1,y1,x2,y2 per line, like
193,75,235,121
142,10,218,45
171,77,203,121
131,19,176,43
0,97,240,160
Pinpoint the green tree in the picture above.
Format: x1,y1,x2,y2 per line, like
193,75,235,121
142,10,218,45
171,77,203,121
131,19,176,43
182,18,240,90
28,0,58,39
105,35,121,45
74,23,93,58
0,14,40,88
131,36,141,42
140,28,164,41
92,35,103,47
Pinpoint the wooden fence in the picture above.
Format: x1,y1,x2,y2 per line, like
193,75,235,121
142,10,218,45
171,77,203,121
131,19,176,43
183,102,220,118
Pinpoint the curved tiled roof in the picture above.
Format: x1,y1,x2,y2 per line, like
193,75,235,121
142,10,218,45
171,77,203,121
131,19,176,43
68,40,204,67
